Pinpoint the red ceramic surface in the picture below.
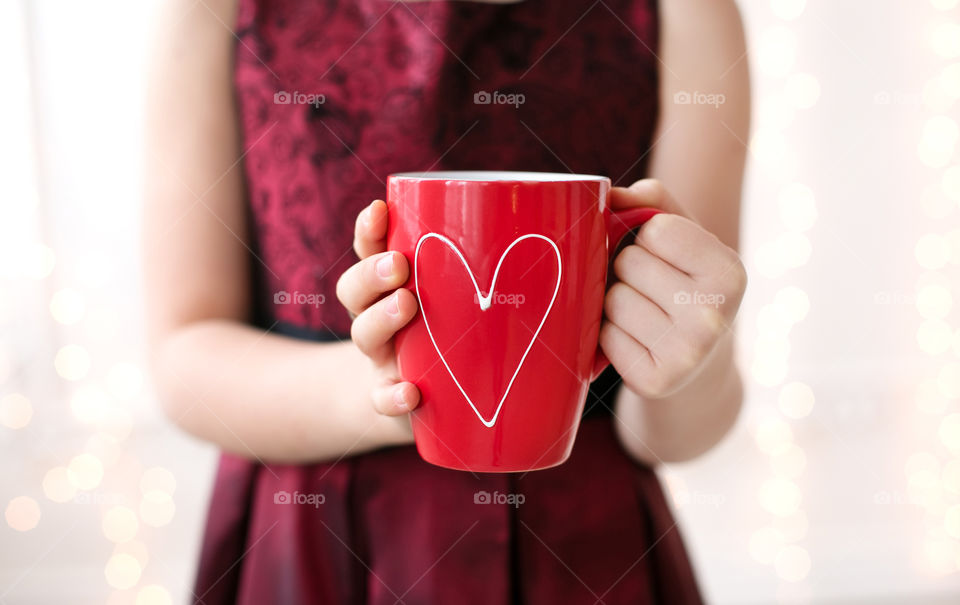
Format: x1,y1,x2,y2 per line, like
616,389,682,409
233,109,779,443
387,171,658,472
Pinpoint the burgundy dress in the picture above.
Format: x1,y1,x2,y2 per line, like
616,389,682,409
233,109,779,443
193,0,704,603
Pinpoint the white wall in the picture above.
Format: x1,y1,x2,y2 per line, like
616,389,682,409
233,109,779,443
1,1,959,603
0,1,216,603
668,1,960,603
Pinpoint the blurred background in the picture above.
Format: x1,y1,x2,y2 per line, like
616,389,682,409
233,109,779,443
2,0,960,603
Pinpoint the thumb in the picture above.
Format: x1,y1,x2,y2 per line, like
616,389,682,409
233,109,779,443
609,179,689,219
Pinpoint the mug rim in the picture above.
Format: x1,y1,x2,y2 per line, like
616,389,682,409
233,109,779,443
389,170,609,183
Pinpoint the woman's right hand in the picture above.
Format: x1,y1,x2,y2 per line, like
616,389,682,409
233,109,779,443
336,199,422,419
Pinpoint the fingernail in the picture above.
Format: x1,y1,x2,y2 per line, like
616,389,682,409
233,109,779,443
361,206,372,227
393,388,409,411
376,254,394,278
385,292,400,316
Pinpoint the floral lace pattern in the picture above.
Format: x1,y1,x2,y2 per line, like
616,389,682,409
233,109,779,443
234,0,660,336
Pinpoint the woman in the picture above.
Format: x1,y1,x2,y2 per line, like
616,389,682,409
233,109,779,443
144,0,749,602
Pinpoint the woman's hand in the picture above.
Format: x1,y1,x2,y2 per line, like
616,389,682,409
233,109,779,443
336,200,422,419
601,179,747,400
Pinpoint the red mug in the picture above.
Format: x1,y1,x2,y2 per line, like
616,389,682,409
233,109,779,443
386,171,658,472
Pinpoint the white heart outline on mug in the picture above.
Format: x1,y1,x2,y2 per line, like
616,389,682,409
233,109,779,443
413,233,562,428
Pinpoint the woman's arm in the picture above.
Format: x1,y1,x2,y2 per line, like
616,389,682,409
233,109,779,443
609,0,750,464
142,0,412,463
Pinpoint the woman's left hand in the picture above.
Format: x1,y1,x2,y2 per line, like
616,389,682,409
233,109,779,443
601,179,747,400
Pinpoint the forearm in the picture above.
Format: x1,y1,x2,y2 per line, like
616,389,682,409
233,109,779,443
613,332,742,465
151,319,412,463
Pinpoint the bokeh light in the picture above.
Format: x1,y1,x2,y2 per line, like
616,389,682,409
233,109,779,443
909,468,942,510
938,412,960,450
756,90,797,131
770,0,806,20
945,505,960,539
67,453,104,490
915,233,951,269
771,443,807,479
42,466,77,503
751,354,789,388
775,510,810,542
21,243,55,280
777,184,818,232
924,116,959,153
924,76,954,113
778,381,815,419
918,116,959,167
784,73,821,109
104,553,142,590
917,319,954,354
5,496,41,531
924,535,956,575
71,385,109,425
0,392,32,429
942,460,960,494
907,452,941,478
140,490,175,527
776,286,811,323
49,287,86,325
97,407,135,442
916,284,953,319
754,336,792,364
938,363,960,399
943,164,960,203
753,233,812,278
106,362,144,400
750,128,790,166
914,377,949,414
931,0,959,10
757,303,794,338
136,585,172,605
55,344,92,381
85,432,123,467
757,27,798,76
103,506,140,543
921,185,955,219
756,418,795,456
779,232,813,267
114,539,150,568
942,63,960,99
759,478,803,516
948,229,960,264
105,589,132,605
929,22,960,58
